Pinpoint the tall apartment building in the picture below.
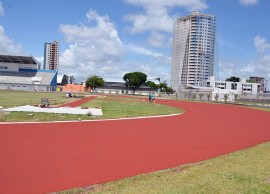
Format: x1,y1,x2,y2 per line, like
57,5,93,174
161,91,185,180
171,12,216,91
43,40,59,71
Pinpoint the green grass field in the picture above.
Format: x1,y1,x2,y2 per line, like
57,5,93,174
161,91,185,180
59,141,270,194
0,90,182,122
81,95,182,119
0,90,74,108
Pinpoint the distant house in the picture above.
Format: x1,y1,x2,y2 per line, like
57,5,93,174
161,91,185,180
0,55,57,91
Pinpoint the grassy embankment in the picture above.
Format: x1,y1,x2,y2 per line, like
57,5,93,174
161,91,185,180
0,90,182,122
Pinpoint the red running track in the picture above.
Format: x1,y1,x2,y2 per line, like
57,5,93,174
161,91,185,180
59,96,97,107
0,99,270,193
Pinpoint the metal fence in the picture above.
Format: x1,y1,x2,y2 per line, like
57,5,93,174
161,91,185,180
158,91,270,105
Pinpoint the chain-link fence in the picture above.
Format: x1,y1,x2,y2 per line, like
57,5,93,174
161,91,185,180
158,91,270,105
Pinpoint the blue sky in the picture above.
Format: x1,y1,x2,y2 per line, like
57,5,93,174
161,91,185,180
0,0,270,88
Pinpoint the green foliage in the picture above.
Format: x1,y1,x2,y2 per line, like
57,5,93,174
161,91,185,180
158,81,168,92
123,72,147,92
247,79,256,83
226,76,240,82
61,74,69,85
165,86,173,93
145,81,158,89
85,75,105,90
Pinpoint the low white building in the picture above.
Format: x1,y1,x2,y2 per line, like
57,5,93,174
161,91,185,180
200,76,262,101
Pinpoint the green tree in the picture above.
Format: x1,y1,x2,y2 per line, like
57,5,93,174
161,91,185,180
226,76,240,82
165,86,173,94
85,75,104,91
145,81,158,89
157,81,168,92
123,72,147,93
61,75,69,85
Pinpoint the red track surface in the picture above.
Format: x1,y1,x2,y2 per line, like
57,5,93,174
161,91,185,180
0,98,270,193
59,96,97,107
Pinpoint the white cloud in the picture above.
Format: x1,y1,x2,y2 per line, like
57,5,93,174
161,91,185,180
124,0,208,12
239,0,259,6
34,56,44,65
59,10,124,82
124,0,208,34
218,57,270,87
0,25,22,55
58,9,172,83
254,35,270,53
0,1,4,16
124,7,174,34
148,31,171,48
127,44,163,58
218,61,238,80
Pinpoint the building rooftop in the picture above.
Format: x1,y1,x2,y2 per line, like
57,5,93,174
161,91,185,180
0,55,38,65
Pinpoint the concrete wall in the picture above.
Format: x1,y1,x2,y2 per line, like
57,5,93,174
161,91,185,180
0,83,56,91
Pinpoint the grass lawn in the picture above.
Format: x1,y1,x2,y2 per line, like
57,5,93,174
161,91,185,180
0,90,182,122
0,90,74,108
59,141,270,194
80,95,182,119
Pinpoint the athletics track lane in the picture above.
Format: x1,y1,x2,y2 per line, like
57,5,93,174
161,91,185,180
0,99,270,193
59,96,97,107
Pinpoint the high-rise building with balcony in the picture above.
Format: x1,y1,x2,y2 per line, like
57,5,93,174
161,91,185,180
43,40,59,71
171,12,216,91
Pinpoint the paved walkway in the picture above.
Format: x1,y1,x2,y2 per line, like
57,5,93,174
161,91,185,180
0,99,269,193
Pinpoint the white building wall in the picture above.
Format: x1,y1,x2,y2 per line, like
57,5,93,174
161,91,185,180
0,63,19,72
202,76,262,102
